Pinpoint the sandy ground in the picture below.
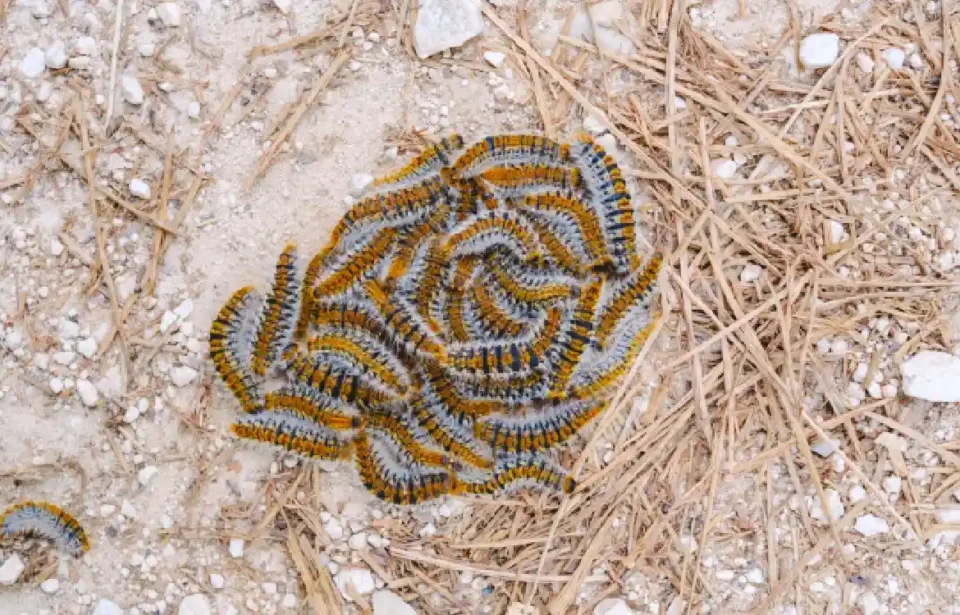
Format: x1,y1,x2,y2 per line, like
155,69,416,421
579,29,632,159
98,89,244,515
3,0,960,613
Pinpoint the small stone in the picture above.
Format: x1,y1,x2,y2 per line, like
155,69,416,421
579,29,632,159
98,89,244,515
908,53,924,69
19,47,47,79
483,51,505,68
349,173,374,196
187,101,201,119
413,0,484,58
594,598,636,615
901,350,960,401
855,52,875,73
76,36,97,56
282,594,297,608
228,538,244,558
740,264,762,283
40,578,59,594
349,60,362,71
174,298,194,319
77,337,97,358
68,56,91,69
138,465,158,486
811,438,839,457
49,238,64,256
855,514,890,537
849,484,867,503
583,114,606,136
810,488,844,522
76,379,99,407
123,406,140,423
883,475,902,496
348,532,367,550
160,310,178,333
746,568,764,584
138,43,156,57
860,592,880,615
372,590,417,615
799,33,840,69
53,350,77,366
711,158,737,179
92,600,124,615
179,594,212,615
334,567,376,599
883,48,905,70
121,500,137,518
49,377,65,393
324,517,345,541
273,0,291,13
210,573,225,589
122,75,144,105
157,2,182,26
129,178,151,199
171,365,198,387
45,40,67,69
4,329,23,350
0,554,25,585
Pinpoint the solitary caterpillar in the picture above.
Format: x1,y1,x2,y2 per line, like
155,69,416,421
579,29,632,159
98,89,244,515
0,501,89,557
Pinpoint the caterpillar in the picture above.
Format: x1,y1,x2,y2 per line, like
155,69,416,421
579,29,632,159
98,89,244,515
209,286,264,412
479,163,581,197
354,430,457,505
593,253,662,350
450,135,572,177
546,274,604,398
0,501,89,557
307,325,411,396
252,245,302,376
231,411,354,461
373,134,465,189
474,399,605,454
264,384,363,430
454,454,576,496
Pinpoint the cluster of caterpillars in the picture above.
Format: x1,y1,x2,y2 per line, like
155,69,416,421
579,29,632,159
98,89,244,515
210,134,662,505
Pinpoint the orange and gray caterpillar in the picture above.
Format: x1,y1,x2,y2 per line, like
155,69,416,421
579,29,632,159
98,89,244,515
209,286,264,412
593,253,662,351
478,163,581,197
0,501,89,556
454,453,576,496
374,134,465,189
450,135,572,178
231,411,354,461
474,399,605,454
571,136,638,274
252,245,302,376
354,430,458,505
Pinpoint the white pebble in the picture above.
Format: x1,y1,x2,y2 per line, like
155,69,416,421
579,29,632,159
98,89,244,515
0,554,25,585
138,465,159,486
810,488,844,522
483,51,506,68
855,52,874,73
348,532,368,550
129,178,151,199
883,475,902,496
123,406,140,423
849,484,867,503
178,594,212,615
77,337,97,358
40,578,59,594
799,32,840,69
49,377,64,393
908,53,924,69
593,599,635,615
19,47,47,78
349,174,374,196
138,43,156,57
170,365,198,387
228,538,244,558
92,600,124,615
76,379,99,407
745,568,765,584
210,573,225,589
187,101,201,119
740,264,762,283
45,40,67,69
854,514,890,537
830,339,849,355
273,0,291,14
901,350,960,401
883,48,905,70
711,158,737,179
122,75,145,105
334,567,376,599
157,2,182,26
324,517,344,541
75,36,98,56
